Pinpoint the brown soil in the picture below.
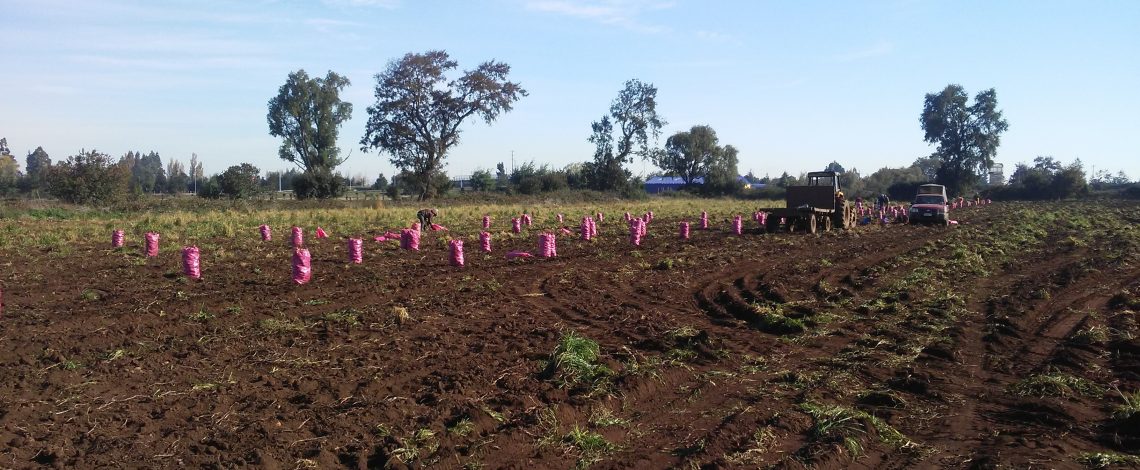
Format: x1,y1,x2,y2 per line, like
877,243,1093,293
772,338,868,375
1,200,1139,469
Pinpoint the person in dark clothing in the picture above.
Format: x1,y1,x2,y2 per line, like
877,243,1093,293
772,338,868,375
417,208,437,227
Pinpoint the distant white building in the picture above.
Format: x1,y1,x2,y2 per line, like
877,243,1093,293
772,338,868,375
986,163,1005,186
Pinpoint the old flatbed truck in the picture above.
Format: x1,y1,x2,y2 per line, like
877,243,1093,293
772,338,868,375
764,171,857,234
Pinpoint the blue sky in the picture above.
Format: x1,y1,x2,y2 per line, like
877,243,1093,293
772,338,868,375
2,0,1138,183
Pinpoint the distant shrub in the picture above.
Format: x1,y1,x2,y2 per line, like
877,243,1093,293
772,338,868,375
46,149,130,205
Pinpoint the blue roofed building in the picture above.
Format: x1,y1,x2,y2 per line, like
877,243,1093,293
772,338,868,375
645,175,765,193
644,176,702,194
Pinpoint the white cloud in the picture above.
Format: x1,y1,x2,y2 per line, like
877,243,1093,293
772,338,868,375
524,0,674,33
834,41,895,63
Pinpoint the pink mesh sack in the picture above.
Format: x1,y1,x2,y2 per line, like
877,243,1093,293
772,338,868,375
538,233,557,258
506,250,534,259
449,239,465,267
259,224,271,241
145,232,160,257
112,229,124,248
182,246,201,279
401,229,420,251
348,238,363,264
291,226,304,248
480,231,492,252
292,248,311,285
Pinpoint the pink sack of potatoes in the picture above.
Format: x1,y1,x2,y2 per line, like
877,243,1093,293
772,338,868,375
580,217,592,241
642,213,650,223
559,227,572,235
411,222,421,235
430,223,448,231
348,238,363,264
291,226,304,248
182,246,201,279
538,233,557,258
482,215,491,229
292,248,311,285
449,239,465,267
624,212,631,222
680,221,690,240
629,219,642,246
512,218,522,233
384,230,401,239
648,211,655,223
986,199,992,204
700,211,709,230
638,218,647,237
522,214,532,226
480,231,492,252
400,228,420,251
506,250,534,259
316,227,329,239
589,217,597,238
111,229,124,248
144,232,160,257
373,236,388,242
259,224,271,241
596,212,604,222
557,213,564,223
733,215,743,235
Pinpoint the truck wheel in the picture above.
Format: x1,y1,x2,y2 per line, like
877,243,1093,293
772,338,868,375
786,218,797,233
823,216,833,232
808,215,818,234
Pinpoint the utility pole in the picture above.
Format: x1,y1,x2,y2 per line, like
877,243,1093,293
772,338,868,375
511,150,515,174
278,170,282,192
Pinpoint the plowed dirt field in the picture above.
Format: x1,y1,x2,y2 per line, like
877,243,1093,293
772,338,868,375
2,200,1140,469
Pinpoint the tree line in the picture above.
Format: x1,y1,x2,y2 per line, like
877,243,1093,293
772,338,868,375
2,49,1136,204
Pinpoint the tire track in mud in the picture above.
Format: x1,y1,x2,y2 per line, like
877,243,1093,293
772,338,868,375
508,222,959,466
908,229,1140,467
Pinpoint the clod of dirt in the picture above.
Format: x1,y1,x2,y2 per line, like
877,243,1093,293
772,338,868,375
857,390,907,409
920,343,959,362
887,370,933,396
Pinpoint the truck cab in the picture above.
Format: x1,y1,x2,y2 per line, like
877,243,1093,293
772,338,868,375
909,184,949,226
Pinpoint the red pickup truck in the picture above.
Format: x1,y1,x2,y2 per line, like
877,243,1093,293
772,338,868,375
909,184,950,226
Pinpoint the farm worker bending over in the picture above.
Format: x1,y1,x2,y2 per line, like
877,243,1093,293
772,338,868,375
417,208,437,227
